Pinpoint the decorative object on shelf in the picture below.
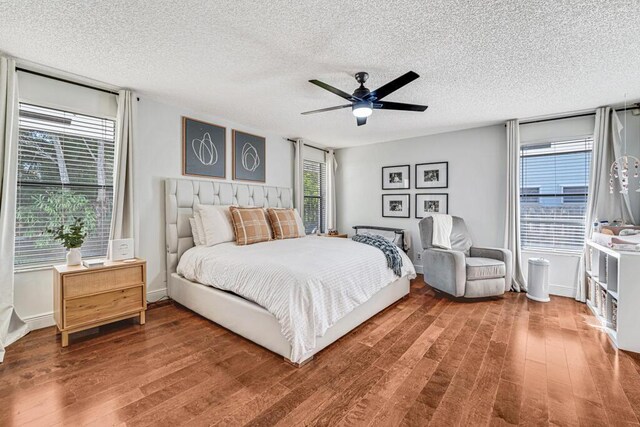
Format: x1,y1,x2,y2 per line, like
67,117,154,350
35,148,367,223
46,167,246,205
107,238,134,261
382,194,410,218
416,162,448,189
232,130,266,182
415,193,448,218
182,117,226,179
46,217,86,266
612,298,618,330
382,165,410,190
328,229,339,235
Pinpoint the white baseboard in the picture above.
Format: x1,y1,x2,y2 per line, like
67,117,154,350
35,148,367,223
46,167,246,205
24,312,55,331
147,287,168,303
413,264,423,274
549,284,575,298
23,287,170,331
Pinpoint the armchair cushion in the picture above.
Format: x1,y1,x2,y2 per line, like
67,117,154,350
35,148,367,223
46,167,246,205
465,257,506,281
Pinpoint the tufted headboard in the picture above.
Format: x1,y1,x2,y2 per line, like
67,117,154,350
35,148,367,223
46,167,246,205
165,178,293,279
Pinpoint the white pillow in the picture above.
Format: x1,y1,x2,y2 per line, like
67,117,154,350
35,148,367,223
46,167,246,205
293,209,306,237
189,217,203,246
196,204,235,246
194,211,206,245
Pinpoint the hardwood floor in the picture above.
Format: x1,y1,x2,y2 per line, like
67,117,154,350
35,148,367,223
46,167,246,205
2,275,640,426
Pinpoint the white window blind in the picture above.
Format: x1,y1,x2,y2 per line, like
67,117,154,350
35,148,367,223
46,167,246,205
303,159,326,234
520,137,592,252
15,103,116,267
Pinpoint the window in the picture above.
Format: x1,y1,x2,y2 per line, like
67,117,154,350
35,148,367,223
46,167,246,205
303,159,326,233
519,137,592,252
15,103,116,267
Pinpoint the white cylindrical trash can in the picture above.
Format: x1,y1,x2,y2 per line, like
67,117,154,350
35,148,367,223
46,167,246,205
527,258,550,302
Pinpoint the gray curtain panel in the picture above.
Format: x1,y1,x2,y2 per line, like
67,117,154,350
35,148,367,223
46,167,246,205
0,56,29,362
504,119,527,292
576,107,634,302
110,90,135,242
293,138,304,216
326,148,337,231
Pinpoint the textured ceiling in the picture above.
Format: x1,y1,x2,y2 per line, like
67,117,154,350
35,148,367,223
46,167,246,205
1,0,640,147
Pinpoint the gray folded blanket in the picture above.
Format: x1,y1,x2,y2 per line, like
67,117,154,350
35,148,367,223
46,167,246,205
352,233,403,277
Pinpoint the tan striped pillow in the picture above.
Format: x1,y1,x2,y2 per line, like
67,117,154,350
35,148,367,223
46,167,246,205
267,208,301,240
229,206,272,245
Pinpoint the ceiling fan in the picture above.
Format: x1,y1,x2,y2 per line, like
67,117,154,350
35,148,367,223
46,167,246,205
301,71,428,126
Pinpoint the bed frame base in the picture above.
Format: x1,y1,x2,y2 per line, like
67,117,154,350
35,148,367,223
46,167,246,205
168,273,410,366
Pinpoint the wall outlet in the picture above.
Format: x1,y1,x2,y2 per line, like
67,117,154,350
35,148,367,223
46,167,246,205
415,252,422,261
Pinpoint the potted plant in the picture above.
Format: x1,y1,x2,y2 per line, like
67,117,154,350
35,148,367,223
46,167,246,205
46,217,87,266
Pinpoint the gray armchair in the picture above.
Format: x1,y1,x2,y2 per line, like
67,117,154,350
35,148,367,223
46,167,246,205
418,216,512,298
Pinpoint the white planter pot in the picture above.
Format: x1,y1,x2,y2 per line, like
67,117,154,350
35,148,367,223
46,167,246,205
66,248,82,266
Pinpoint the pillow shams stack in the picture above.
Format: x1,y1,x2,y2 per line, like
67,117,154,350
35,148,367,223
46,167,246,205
194,204,235,246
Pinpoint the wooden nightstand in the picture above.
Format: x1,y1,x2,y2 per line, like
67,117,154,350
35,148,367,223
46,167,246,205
53,259,147,347
322,233,348,238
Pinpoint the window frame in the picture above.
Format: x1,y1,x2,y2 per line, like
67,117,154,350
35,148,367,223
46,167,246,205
519,137,593,253
14,102,117,271
302,159,327,234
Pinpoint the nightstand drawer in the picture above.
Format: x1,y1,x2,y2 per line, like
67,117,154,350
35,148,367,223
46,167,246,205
64,286,143,328
63,265,144,298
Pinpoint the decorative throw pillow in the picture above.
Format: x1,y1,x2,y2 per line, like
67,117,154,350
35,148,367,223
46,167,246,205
189,217,203,246
267,208,303,240
229,206,272,245
196,204,236,246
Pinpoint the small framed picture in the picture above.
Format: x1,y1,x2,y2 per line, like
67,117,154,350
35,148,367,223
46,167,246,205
416,161,448,189
382,164,410,190
232,130,266,182
415,193,449,218
382,194,410,218
182,117,226,179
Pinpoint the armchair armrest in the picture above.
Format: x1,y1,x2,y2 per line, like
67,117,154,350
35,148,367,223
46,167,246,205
470,247,513,292
422,248,466,297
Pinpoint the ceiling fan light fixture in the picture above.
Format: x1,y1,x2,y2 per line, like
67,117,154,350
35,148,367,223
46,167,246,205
352,101,372,118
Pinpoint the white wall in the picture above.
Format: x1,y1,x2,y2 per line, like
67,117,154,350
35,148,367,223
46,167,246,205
335,124,508,271
15,95,294,329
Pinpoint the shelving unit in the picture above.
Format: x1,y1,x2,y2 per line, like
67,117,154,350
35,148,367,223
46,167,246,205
586,240,640,352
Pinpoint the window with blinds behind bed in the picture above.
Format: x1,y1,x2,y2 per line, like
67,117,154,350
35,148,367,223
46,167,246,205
303,159,326,234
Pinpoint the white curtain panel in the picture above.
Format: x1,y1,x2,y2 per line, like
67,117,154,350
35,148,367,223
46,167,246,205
575,107,633,302
504,119,527,292
110,90,135,241
326,149,338,231
0,56,29,362
293,138,304,216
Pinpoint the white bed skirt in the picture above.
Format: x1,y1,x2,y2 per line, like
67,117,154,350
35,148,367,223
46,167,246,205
168,273,410,364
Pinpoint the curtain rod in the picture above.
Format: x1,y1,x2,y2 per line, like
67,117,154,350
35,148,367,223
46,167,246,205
518,105,638,126
15,67,119,96
285,138,329,153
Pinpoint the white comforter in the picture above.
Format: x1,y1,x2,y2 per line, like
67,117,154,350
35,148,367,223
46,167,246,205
177,236,416,362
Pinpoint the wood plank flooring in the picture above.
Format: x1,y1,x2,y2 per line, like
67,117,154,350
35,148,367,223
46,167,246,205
2,275,640,426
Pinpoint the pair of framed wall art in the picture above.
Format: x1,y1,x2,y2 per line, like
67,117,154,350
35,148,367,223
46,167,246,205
381,162,449,219
182,117,266,182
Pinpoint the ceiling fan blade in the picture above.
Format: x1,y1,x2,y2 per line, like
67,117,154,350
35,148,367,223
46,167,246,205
301,104,352,115
375,101,428,112
368,71,420,101
357,116,367,126
309,80,357,101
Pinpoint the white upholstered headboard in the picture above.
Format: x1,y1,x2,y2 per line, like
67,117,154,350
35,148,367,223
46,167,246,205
165,178,293,278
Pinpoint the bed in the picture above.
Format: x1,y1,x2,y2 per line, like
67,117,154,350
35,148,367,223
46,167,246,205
165,178,416,365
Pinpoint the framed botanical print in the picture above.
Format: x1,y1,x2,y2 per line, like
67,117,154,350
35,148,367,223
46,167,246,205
182,117,226,179
415,161,448,189
382,164,410,190
415,193,449,218
232,130,266,182
382,194,410,218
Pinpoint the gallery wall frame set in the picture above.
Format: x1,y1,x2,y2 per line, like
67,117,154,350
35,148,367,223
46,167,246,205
415,161,448,189
182,117,267,183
